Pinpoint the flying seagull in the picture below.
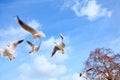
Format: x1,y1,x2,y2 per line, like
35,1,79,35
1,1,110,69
80,68,93,79
51,33,65,57
0,39,24,61
15,16,46,39
26,40,41,54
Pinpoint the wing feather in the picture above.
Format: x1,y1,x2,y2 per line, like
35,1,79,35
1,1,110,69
37,40,41,50
27,40,34,46
51,46,59,57
16,39,24,45
59,33,64,40
86,68,93,73
16,16,37,34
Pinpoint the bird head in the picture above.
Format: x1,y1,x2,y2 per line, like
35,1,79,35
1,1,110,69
34,32,46,39
54,41,59,45
80,73,82,77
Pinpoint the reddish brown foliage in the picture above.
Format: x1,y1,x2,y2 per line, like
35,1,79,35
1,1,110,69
84,48,120,80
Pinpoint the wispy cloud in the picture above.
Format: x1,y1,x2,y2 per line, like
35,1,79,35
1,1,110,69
59,73,82,80
49,78,58,80
48,73,84,80
63,0,112,21
108,37,120,52
28,19,42,30
17,34,72,80
18,55,67,80
18,59,83,80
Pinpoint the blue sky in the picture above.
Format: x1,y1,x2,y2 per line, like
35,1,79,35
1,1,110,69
0,0,120,80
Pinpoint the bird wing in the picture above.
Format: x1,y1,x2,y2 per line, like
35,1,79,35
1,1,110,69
37,40,42,51
16,16,37,34
51,46,59,57
16,39,24,45
27,40,34,47
59,33,65,48
10,39,24,50
86,68,93,73
60,42,65,48
59,33,64,40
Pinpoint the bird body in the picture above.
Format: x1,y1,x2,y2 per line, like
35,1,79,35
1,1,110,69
51,33,65,57
27,40,41,54
80,68,93,80
0,39,24,61
80,73,88,79
16,16,46,39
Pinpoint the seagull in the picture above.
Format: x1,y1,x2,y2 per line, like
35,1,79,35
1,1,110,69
80,68,93,80
26,40,41,54
15,16,46,39
51,33,65,57
0,39,24,61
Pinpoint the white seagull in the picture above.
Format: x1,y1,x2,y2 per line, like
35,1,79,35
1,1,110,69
80,68,93,80
26,40,41,54
0,39,24,61
51,33,65,57
16,16,46,39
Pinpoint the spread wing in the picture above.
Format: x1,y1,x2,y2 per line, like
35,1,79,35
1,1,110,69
51,46,59,57
60,33,64,40
16,39,24,45
60,42,65,48
59,33,65,48
85,68,93,73
37,40,42,50
11,39,24,50
16,16,37,34
27,40,34,47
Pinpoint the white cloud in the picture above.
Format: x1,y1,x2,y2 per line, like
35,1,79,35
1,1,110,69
18,55,67,79
60,73,83,80
17,35,72,80
0,27,25,48
33,55,67,77
0,26,25,39
49,78,58,80
64,0,112,21
28,19,42,30
108,37,120,52
41,36,60,51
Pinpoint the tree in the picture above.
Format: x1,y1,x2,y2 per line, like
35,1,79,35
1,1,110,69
84,48,120,80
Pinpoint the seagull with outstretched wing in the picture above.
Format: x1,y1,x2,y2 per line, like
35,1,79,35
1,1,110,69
26,40,41,54
80,68,93,80
0,39,24,61
16,16,46,39
51,33,65,57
